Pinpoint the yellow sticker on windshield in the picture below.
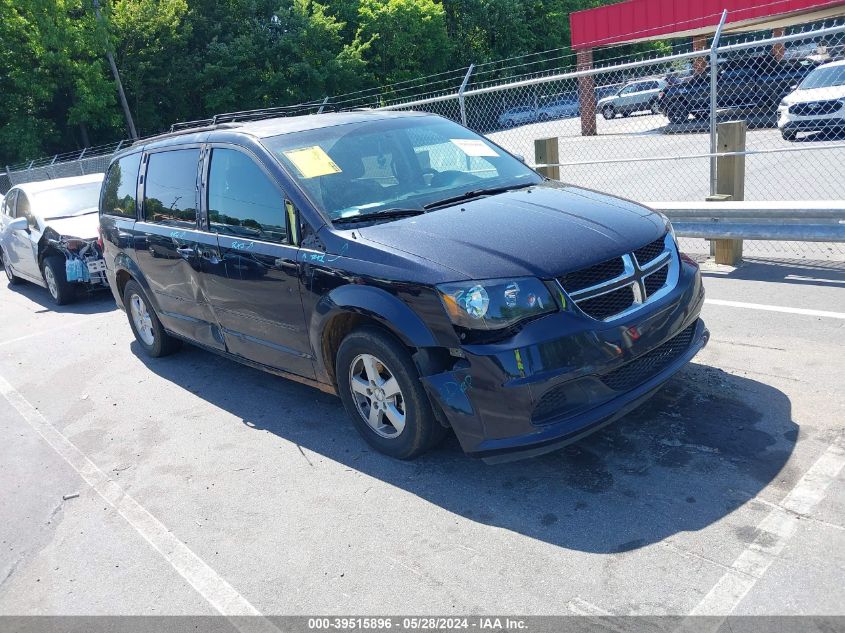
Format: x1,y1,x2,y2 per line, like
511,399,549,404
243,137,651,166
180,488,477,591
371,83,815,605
282,146,342,179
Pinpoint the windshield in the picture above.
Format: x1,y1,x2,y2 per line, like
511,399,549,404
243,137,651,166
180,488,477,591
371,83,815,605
35,182,102,219
799,64,845,90
263,116,542,221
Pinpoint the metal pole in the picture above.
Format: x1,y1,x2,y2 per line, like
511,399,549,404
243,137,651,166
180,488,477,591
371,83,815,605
709,9,728,196
458,64,475,126
92,0,137,140
317,96,330,114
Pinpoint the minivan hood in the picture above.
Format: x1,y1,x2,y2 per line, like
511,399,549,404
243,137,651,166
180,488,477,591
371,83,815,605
44,211,99,239
357,184,666,280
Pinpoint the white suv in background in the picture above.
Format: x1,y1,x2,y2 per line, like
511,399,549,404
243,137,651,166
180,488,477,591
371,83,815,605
598,78,667,119
778,59,845,140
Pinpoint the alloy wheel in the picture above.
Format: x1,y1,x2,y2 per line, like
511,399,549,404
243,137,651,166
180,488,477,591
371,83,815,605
348,353,406,438
44,265,58,299
129,293,156,346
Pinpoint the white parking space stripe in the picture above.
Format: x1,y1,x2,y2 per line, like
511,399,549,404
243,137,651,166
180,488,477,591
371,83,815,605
0,374,280,630
705,299,845,320
685,440,845,624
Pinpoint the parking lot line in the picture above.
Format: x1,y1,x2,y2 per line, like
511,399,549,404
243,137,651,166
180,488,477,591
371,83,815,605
0,373,280,629
705,299,845,320
687,439,845,620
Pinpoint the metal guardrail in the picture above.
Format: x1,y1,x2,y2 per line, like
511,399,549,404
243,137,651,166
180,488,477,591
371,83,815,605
650,201,845,242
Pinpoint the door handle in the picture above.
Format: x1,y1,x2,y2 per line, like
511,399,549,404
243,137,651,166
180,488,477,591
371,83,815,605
176,246,196,258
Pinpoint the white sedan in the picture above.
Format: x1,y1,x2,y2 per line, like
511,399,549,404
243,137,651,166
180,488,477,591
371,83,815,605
0,173,107,305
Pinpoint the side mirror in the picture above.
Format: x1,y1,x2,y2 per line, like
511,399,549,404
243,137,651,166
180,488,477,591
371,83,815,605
514,154,526,163
8,217,28,233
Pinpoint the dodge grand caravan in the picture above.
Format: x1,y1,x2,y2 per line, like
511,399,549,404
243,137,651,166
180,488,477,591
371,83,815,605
99,109,708,462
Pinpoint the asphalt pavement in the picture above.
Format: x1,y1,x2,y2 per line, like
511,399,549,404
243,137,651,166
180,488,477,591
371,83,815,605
0,256,843,617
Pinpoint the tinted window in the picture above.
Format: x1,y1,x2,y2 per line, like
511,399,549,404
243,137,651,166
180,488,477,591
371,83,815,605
143,149,199,227
102,153,142,218
207,148,286,243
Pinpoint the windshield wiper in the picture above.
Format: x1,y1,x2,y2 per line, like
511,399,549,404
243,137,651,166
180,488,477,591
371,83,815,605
332,207,425,225
423,182,535,210
46,209,98,221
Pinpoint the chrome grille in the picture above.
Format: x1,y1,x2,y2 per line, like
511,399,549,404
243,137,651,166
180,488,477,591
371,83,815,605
577,285,636,321
643,264,669,296
558,233,678,322
634,236,665,267
559,257,625,294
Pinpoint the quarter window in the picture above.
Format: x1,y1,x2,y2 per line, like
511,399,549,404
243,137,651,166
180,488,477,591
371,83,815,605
143,149,200,227
102,153,142,218
207,148,287,244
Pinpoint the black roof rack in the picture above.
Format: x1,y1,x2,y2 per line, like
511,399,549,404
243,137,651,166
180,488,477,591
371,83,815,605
163,103,336,135
170,118,213,132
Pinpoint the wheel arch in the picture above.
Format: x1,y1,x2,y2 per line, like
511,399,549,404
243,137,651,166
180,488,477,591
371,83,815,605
112,253,158,310
310,284,440,387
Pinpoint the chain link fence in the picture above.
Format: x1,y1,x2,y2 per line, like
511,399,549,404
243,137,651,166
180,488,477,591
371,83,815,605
4,14,844,260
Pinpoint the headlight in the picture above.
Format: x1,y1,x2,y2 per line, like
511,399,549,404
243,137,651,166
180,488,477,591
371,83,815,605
437,277,556,330
779,100,787,107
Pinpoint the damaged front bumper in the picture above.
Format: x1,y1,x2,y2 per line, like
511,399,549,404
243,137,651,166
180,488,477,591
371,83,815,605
49,236,109,288
421,258,708,463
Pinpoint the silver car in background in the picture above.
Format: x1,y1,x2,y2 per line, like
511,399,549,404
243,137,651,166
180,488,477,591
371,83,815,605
599,78,667,119
0,174,107,305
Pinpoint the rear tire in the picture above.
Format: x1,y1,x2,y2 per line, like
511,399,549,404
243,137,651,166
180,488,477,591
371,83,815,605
336,327,447,459
2,249,21,285
650,100,660,115
781,129,797,141
602,106,615,120
42,255,76,305
123,280,181,357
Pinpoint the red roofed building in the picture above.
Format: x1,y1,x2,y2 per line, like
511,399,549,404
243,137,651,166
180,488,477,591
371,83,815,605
568,0,845,134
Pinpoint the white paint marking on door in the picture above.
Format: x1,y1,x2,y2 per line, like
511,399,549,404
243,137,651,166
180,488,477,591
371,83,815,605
0,374,279,633
704,299,845,320
683,440,845,626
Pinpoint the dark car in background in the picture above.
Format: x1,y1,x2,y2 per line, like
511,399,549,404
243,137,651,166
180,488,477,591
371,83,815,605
658,55,818,124
99,110,707,462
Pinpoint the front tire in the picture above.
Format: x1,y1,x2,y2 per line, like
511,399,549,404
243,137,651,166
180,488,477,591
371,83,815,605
602,105,615,120
781,129,797,141
336,328,447,459
2,249,21,285
650,100,660,115
42,256,75,305
123,280,181,357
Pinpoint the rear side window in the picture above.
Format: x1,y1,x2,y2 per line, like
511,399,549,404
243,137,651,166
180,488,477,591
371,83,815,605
143,149,200,227
207,148,287,244
102,153,141,218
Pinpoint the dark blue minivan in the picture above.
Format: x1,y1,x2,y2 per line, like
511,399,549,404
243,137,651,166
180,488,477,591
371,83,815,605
99,109,708,462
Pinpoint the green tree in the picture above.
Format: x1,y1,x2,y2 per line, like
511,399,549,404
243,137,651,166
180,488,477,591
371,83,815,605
0,0,118,164
354,0,452,85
